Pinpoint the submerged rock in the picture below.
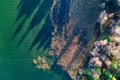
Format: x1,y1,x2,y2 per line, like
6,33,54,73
33,56,50,70
50,0,101,70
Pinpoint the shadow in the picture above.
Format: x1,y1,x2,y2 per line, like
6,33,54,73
11,0,53,52
16,0,41,21
17,0,52,45
11,18,26,40
51,0,70,34
29,16,53,52
105,0,119,13
51,0,70,27
51,64,72,80
51,26,80,70
11,0,42,40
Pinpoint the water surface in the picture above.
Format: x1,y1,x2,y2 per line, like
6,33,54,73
0,0,62,80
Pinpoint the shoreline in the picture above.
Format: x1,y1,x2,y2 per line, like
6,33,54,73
49,0,120,80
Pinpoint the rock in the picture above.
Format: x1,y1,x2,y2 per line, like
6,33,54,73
114,27,120,36
95,39,108,46
79,69,84,75
90,48,99,57
105,59,111,66
100,55,107,61
33,59,38,64
33,56,50,70
91,69,100,79
97,10,108,26
112,36,120,43
100,39,108,46
89,57,102,67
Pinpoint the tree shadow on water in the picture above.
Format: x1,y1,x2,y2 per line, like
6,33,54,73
11,0,53,52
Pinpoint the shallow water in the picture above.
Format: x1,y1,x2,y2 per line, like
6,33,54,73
0,0,62,80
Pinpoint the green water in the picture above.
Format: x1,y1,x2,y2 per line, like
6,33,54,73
0,0,62,80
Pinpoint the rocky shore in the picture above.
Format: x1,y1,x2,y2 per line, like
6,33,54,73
49,0,120,80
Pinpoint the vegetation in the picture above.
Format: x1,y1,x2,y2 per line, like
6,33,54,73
81,60,120,80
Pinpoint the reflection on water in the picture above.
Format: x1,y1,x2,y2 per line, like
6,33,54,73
0,0,62,80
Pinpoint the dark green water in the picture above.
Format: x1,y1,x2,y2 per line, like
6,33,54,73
0,0,62,80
